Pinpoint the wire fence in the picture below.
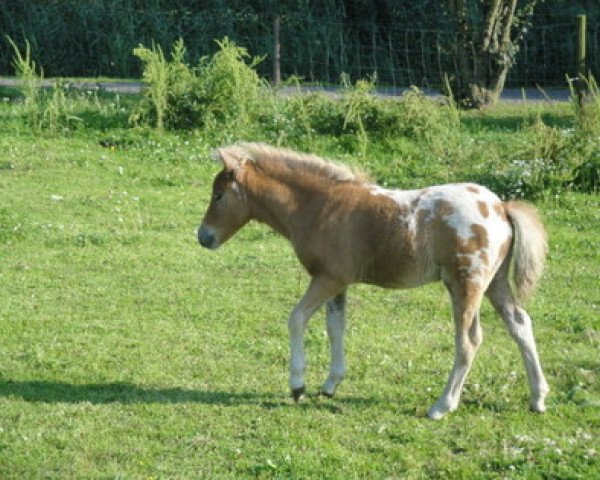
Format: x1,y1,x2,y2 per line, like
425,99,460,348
1,8,598,88
269,14,599,88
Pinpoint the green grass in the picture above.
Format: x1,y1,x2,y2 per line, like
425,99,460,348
0,97,599,477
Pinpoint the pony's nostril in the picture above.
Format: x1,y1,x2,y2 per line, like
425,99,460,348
198,226,218,249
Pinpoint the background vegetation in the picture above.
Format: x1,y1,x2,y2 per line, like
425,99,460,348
0,31,598,478
0,0,599,86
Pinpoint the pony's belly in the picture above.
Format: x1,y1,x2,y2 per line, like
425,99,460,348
361,260,440,289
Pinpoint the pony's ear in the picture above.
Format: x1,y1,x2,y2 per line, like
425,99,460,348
211,147,247,172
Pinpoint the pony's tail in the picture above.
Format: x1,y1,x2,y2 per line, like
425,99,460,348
504,201,548,302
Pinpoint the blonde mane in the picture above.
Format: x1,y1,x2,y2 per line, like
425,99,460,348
216,142,369,185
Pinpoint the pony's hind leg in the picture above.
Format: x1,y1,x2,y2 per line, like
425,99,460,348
428,283,484,420
486,275,549,413
321,291,347,397
288,275,344,401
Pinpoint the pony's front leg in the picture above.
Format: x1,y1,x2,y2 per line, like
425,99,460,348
288,275,344,401
321,291,347,397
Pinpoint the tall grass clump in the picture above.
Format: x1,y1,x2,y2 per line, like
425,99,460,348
7,36,43,132
131,40,171,131
480,77,600,199
266,76,461,160
489,116,571,199
569,75,600,192
397,87,460,144
198,38,264,134
260,77,326,148
5,36,112,134
341,74,378,159
131,37,264,136
130,39,192,131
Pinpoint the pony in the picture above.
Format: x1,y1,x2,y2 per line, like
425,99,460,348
197,143,549,419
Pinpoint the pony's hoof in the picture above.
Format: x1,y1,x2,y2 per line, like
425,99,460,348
320,389,334,398
427,407,447,420
291,386,306,402
530,387,549,413
427,401,455,420
530,401,547,413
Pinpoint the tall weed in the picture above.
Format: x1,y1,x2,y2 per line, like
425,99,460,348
131,39,185,131
341,74,378,158
131,37,264,136
7,36,43,132
198,38,264,134
567,75,600,192
42,79,85,133
397,87,460,144
7,37,89,134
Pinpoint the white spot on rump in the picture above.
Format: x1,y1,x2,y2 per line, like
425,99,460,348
418,184,511,242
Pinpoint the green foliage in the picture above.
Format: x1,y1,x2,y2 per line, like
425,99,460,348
6,37,118,134
41,79,85,134
340,74,378,159
131,37,264,135
130,39,194,131
494,117,572,199
572,154,600,192
470,78,600,199
1,0,598,89
3,33,600,198
131,41,171,131
261,78,460,164
396,87,460,143
568,75,600,193
197,37,265,134
7,36,43,132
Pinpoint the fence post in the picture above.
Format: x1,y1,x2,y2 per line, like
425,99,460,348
576,14,587,105
273,15,281,86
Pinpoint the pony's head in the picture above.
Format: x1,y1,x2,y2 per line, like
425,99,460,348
198,146,252,250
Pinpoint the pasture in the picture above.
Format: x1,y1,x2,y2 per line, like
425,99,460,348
0,90,599,477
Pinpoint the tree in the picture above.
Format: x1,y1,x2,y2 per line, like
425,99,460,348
445,0,541,108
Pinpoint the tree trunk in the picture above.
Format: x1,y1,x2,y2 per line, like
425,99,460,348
446,0,537,108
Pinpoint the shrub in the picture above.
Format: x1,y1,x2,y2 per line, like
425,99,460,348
572,153,600,192
130,39,198,130
568,75,600,193
197,37,265,133
41,79,86,133
482,116,572,199
131,37,264,135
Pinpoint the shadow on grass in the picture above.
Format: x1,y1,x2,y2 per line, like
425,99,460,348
0,380,385,410
0,380,278,406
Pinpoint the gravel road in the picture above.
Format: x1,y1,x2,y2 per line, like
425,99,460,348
0,77,571,102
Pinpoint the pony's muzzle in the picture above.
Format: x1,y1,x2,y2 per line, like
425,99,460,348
198,225,219,250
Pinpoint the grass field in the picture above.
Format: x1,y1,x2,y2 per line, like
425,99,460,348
0,93,599,478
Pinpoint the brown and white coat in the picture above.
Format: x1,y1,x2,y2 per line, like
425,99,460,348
198,143,549,419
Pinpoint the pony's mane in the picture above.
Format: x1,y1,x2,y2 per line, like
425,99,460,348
217,143,369,185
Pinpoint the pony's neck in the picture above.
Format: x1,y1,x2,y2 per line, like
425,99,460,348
243,165,325,241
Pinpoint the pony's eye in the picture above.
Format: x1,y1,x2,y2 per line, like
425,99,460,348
213,192,223,202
